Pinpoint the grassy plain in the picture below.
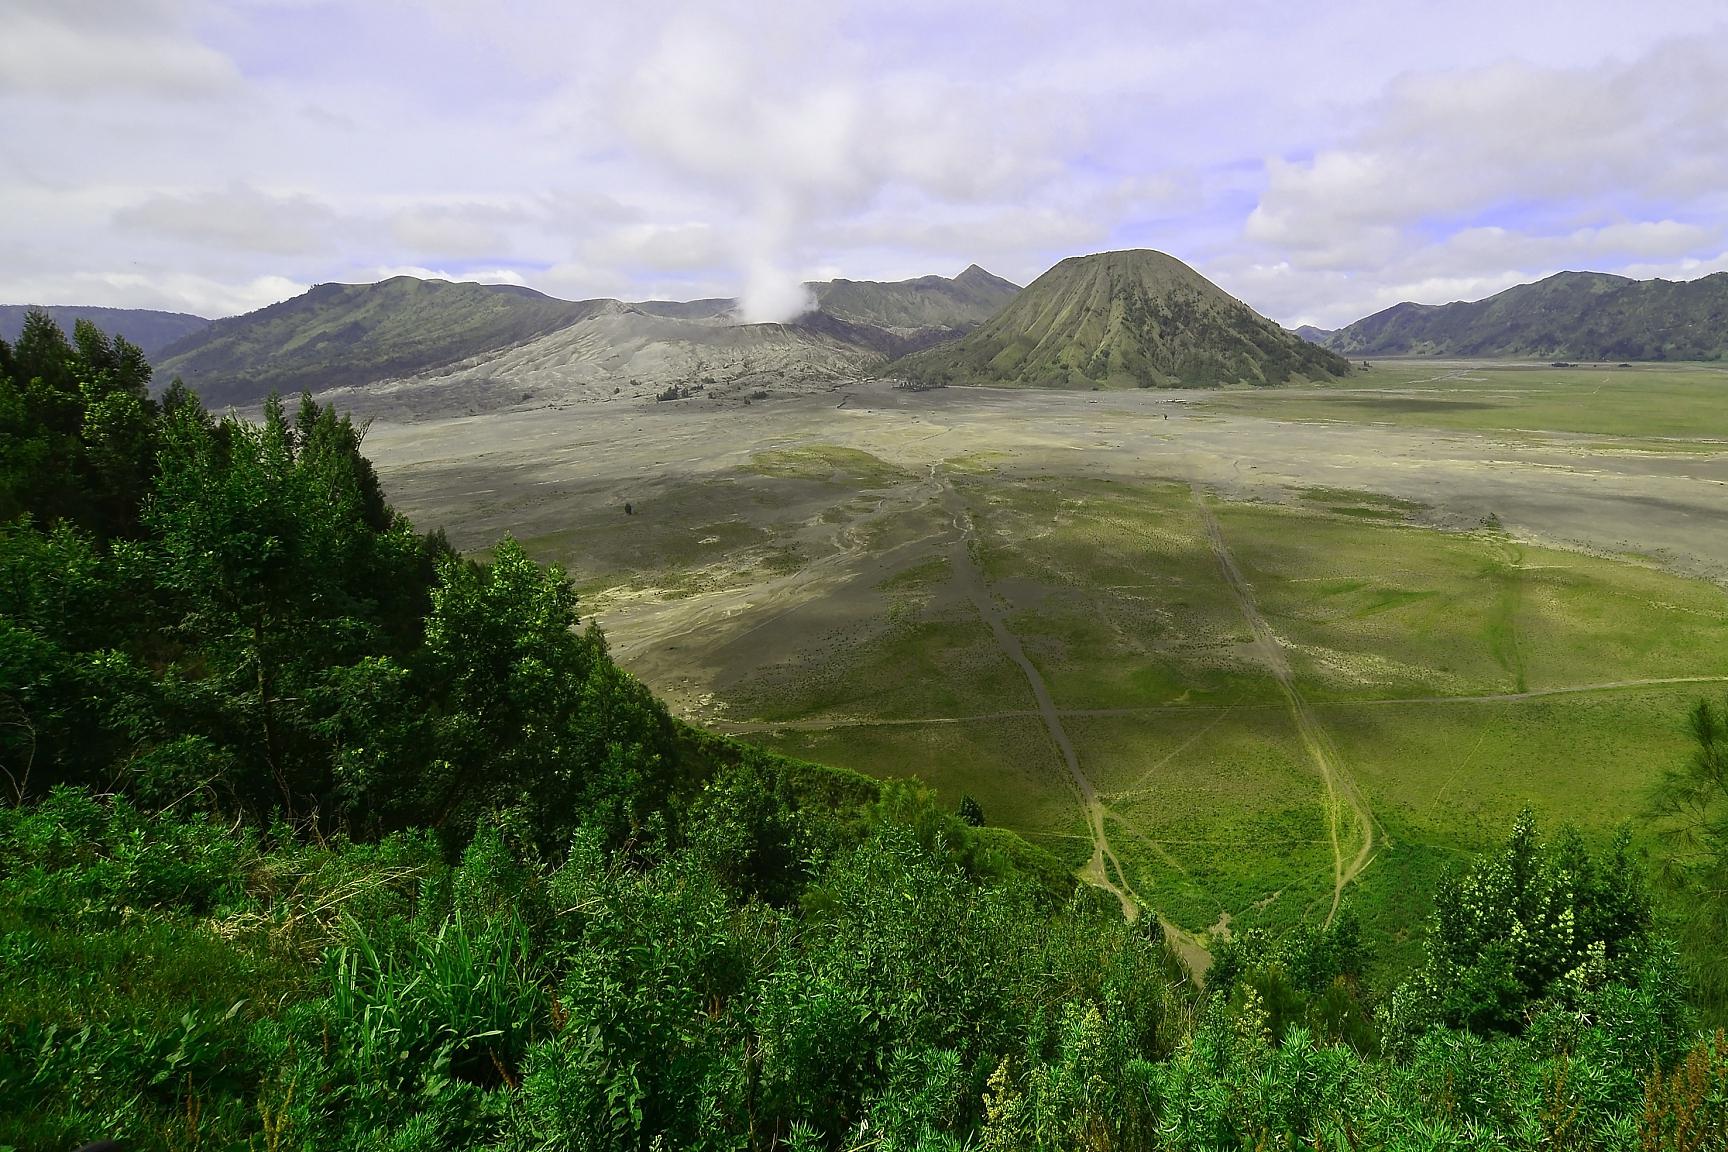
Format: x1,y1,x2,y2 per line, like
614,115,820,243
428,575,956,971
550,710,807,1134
366,367,1728,975
736,465,1728,967
1196,360,1728,440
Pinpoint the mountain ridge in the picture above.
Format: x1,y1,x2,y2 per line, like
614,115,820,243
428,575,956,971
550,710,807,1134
0,305,211,358
810,265,1018,331
155,277,593,405
1323,270,1728,359
154,267,1022,408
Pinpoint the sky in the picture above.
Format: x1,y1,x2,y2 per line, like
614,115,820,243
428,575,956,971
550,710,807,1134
4,0,1727,328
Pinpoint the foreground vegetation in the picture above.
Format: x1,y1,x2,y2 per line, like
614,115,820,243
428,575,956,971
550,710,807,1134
5,313,1728,1149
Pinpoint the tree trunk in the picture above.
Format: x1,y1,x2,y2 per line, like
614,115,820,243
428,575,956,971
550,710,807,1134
254,609,291,821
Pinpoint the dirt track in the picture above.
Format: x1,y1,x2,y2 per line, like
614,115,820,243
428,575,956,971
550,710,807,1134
1192,484,1377,924
939,480,1142,921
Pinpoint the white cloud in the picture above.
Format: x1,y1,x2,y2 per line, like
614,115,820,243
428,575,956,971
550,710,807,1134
114,184,341,256
1228,29,1728,325
0,270,306,317
387,204,515,260
1618,250,1728,283
362,266,528,287
4,0,1728,324
0,2,239,97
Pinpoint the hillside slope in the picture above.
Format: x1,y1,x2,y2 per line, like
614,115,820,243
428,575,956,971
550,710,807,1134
162,266,1020,411
811,264,1019,331
155,277,594,405
895,250,1351,388
0,305,210,358
367,302,888,414
1324,270,1728,360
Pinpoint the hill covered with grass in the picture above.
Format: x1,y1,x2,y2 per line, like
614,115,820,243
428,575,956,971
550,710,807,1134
1324,270,1728,360
895,250,1352,389
155,277,597,405
0,304,210,357
812,263,1019,331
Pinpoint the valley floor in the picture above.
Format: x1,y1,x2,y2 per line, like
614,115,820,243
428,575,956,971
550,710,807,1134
363,362,1728,972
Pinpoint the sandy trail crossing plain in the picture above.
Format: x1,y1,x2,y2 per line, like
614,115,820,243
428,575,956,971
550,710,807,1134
1192,484,1376,926
363,370,1728,961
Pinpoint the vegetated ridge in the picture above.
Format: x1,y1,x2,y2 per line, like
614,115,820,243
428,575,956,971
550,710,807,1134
0,304,210,358
894,249,1353,388
1323,269,1728,360
155,267,1022,410
812,263,1020,332
154,277,596,406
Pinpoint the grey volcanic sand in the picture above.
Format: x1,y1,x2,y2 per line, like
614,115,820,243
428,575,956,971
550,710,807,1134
363,380,1728,715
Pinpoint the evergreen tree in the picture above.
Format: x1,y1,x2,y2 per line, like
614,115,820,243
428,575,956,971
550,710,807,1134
1652,696,1728,1017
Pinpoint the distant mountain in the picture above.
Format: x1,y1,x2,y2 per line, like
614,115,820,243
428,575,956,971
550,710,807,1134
629,299,735,320
1292,324,1333,344
1323,271,1728,360
811,264,1020,332
378,303,890,415
157,266,1021,410
0,305,210,358
894,250,1351,389
154,277,594,405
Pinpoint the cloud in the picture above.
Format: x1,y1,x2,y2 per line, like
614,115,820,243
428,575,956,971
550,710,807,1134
0,270,306,317
586,222,729,273
115,184,341,256
5,0,1728,323
588,4,1095,318
0,1,239,97
362,265,530,288
387,204,516,260
1226,29,1728,325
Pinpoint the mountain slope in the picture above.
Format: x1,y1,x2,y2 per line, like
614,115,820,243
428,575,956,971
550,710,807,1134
810,264,1019,331
159,267,1022,410
630,299,735,320
895,250,1351,388
0,305,210,358
350,303,892,416
155,277,594,405
390,269,1023,413
1324,271,1728,359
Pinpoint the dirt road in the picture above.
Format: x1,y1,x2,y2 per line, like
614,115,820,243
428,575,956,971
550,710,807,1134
938,482,1143,922
1192,484,1377,924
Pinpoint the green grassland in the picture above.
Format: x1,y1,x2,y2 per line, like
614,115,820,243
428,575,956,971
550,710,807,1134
734,598,1033,723
760,715,1083,842
1195,360,1728,440
1071,709,1337,929
725,460,1728,964
746,444,914,486
1215,503,1728,700
966,476,1277,709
